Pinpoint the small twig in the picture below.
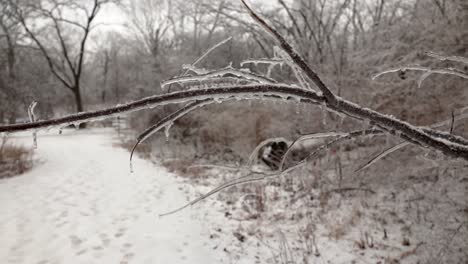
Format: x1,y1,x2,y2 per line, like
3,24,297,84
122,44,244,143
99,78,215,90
162,66,277,88
159,171,271,216
450,110,455,134
192,36,232,68
372,66,468,82
357,109,468,173
425,51,468,65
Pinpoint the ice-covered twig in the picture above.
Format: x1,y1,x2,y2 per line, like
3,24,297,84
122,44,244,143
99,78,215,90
159,171,271,216
425,51,468,65
284,129,383,173
192,36,232,68
355,142,409,173
372,66,468,86
161,66,277,89
27,101,38,148
278,131,351,171
166,36,233,91
174,76,256,89
240,58,284,67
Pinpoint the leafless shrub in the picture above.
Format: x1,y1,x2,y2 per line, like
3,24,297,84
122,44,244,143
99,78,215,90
0,136,34,179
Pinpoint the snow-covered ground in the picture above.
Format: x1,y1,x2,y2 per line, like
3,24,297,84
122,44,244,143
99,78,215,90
2,128,466,264
0,129,252,264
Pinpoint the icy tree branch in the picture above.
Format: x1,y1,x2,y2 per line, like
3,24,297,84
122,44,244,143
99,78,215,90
0,0,468,167
425,51,468,65
372,66,468,87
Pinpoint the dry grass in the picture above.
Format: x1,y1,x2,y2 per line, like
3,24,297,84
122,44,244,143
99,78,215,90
0,138,34,179
113,138,153,160
115,137,210,183
162,159,209,180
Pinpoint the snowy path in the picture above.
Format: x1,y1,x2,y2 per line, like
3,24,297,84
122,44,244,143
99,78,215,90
0,129,223,264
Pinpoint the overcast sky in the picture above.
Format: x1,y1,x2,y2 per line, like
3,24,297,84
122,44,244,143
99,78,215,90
93,0,282,34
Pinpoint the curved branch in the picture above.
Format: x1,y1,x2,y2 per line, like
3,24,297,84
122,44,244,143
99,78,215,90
0,85,322,133
372,66,468,82
425,51,468,65
1,83,468,161
130,99,214,172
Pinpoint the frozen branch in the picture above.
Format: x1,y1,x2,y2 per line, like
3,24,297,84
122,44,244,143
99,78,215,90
161,66,277,89
425,51,468,65
1,0,468,218
130,99,214,172
372,66,468,87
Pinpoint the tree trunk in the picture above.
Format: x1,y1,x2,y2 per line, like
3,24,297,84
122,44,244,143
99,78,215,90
73,87,86,129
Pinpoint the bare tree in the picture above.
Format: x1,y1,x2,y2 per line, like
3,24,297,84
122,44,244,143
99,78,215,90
0,0,23,123
8,0,111,127
120,0,173,75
